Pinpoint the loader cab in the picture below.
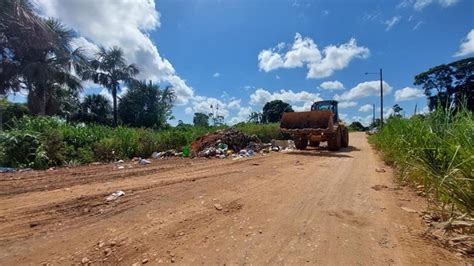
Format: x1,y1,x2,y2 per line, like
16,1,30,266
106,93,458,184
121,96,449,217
311,100,339,123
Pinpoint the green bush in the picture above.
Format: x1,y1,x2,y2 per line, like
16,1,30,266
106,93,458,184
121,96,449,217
369,108,474,215
0,116,288,169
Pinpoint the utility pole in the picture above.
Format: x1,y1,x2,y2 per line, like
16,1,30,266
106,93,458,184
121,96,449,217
413,103,417,116
379,68,383,128
372,103,375,125
365,68,384,129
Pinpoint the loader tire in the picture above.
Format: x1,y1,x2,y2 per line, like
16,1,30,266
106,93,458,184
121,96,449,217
309,141,320,147
341,127,349,148
327,129,341,151
294,137,308,150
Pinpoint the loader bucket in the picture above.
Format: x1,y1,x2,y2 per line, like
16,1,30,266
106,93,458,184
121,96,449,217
280,110,333,130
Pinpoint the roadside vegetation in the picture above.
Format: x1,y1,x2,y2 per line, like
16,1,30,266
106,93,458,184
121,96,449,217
370,107,473,215
0,115,282,169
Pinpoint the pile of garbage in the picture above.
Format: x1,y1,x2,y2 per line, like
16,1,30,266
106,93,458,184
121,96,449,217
190,128,263,158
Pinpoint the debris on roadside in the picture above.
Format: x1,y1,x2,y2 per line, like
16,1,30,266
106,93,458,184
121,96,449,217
190,128,263,158
139,158,151,165
423,213,474,257
0,167,16,173
106,190,125,201
214,203,223,211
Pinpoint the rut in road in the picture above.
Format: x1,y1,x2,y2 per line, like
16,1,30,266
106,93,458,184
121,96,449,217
0,132,462,265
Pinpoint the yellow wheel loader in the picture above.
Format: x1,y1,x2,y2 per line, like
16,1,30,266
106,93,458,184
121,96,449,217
280,100,349,151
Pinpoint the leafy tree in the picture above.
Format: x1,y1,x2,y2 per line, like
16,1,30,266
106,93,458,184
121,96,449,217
262,100,294,123
72,94,112,125
118,81,175,128
84,46,139,126
349,121,367,131
248,111,263,124
193,112,209,127
0,0,55,95
209,113,224,126
0,99,29,129
392,104,403,117
414,57,474,111
369,118,381,129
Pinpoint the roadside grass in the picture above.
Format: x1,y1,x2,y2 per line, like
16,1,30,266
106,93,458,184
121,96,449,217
0,117,282,169
369,108,474,215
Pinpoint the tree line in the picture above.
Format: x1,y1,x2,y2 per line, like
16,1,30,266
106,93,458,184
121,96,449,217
0,0,174,129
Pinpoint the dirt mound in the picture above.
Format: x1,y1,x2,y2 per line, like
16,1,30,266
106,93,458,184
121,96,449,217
190,128,262,157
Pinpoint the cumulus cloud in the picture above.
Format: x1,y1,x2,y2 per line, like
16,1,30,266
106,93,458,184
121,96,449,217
228,107,253,125
34,0,194,105
384,16,401,31
228,99,241,109
249,88,322,107
338,101,358,109
187,96,229,118
319,80,344,90
258,33,369,79
333,80,392,101
438,0,459,7
394,87,424,101
454,29,474,57
358,104,373,112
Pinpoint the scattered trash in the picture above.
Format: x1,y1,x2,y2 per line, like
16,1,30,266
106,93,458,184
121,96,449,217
191,128,262,158
151,152,161,159
116,165,125,170
116,159,124,164
0,167,16,173
182,146,190,157
19,168,32,172
400,207,417,213
375,168,386,173
106,190,125,201
139,158,151,165
214,203,223,211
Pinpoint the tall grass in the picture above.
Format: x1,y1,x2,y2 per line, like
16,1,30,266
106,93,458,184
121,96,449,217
0,117,284,169
369,108,474,215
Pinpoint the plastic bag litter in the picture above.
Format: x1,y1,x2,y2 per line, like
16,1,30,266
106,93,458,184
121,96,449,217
151,152,162,159
106,190,125,201
0,167,16,173
139,158,151,165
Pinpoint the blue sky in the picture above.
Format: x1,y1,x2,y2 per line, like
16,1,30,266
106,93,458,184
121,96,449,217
10,0,474,125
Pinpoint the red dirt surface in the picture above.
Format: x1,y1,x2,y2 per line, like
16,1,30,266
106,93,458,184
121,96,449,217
0,133,465,265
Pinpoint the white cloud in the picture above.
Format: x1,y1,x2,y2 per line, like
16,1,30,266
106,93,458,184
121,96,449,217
276,75,280,79
414,0,433,10
384,16,401,31
338,101,358,109
454,29,474,57
333,80,393,101
34,0,194,105
228,107,253,125
187,96,229,118
319,80,344,90
185,107,193,114
412,21,424,31
250,88,322,107
394,87,425,101
228,99,241,109
438,0,459,7
213,72,220,78
358,104,373,112
307,39,370,78
398,0,459,10
258,33,369,79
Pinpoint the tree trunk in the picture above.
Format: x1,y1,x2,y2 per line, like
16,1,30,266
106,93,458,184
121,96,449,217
112,86,118,127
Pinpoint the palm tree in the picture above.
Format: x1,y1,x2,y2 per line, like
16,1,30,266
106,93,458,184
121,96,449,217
84,46,139,126
79,94,112,124
21,19,88,115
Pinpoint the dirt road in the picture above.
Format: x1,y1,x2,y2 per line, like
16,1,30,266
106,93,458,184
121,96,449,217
0,132,462,265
